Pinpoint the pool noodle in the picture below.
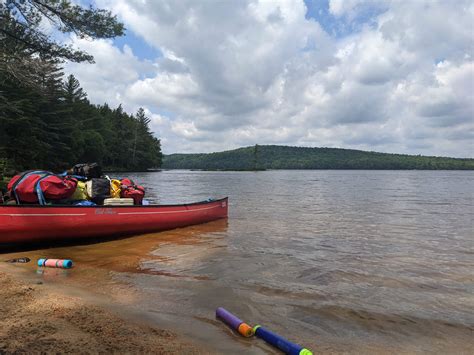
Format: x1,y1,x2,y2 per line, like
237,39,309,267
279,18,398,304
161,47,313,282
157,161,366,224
38,258,73,269
216,307,243,330
253,325,312,355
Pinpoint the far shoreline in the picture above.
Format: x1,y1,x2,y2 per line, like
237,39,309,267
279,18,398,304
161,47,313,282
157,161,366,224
163,168,474,171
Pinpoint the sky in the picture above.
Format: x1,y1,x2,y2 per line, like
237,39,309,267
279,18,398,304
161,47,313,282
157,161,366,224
65,0,474,157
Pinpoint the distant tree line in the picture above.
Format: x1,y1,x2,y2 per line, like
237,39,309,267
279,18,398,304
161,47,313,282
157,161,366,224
0,0,162,173
163,145,474,170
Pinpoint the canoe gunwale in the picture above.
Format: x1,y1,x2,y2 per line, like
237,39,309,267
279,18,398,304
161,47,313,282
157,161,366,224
0,197,228,209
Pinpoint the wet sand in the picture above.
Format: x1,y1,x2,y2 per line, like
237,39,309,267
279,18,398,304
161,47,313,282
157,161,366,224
0,224,257,354
0,224,273,354
0,266,204,354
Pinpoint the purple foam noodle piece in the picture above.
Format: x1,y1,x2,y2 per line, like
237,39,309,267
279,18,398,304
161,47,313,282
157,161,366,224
216,307,243,330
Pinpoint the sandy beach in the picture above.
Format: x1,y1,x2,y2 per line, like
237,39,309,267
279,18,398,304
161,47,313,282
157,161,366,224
0,268,204,354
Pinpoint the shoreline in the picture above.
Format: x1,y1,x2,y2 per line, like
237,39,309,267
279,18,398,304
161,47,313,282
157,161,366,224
0,264,205,354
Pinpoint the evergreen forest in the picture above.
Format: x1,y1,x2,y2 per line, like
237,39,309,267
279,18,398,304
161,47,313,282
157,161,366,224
0,0,162,174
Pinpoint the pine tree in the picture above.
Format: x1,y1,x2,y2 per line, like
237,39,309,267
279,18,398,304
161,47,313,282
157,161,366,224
133,108,162,170
63,74,87,104
0,0,124,65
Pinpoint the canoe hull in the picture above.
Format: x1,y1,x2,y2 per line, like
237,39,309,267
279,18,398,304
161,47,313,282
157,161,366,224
0,198,228,244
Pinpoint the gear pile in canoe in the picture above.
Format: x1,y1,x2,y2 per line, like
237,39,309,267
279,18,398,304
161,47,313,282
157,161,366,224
0,163,228,245
2,163,146,207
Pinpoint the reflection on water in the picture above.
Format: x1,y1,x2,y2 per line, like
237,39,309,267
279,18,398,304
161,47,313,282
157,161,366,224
36,267,71,281
2,170,474,353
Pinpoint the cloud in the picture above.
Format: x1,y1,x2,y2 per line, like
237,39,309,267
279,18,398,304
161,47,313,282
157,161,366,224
65,0,473,157
65,37,155,110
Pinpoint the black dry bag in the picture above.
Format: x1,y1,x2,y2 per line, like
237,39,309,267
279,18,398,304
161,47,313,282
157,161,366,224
71,163,102,179
86,178,110,204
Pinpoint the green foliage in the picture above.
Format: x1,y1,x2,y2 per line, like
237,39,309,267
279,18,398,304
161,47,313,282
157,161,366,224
0,55,161,170
162,145,474,170
0,1,161,172
0,66,162,171
0,157,6,179
0,158,11,189
0,0,124,65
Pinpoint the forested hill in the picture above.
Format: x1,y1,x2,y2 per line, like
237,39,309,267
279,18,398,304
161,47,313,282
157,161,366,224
162,145,474,170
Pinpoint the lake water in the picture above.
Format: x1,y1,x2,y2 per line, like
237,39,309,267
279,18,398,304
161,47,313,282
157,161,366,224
4,170,474,353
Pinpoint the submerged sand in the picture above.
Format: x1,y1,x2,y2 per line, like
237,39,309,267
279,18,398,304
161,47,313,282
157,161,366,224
0,270,203,354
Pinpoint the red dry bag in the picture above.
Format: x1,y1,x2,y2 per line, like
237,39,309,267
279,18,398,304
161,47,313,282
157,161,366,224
120,178,145,205
8,171,77,204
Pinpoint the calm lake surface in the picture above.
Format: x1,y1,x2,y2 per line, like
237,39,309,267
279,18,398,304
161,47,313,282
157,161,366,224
6,170,474,353
122,170,474,353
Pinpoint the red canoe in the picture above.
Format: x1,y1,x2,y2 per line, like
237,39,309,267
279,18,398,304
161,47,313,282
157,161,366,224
0,197,228,244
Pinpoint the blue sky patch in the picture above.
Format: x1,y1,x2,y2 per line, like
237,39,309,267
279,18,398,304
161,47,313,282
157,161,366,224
304,0,387,38
113,29,162,61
